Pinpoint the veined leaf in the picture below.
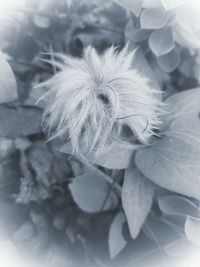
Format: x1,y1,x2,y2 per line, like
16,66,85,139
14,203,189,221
135,88,200,200
122,167,154,239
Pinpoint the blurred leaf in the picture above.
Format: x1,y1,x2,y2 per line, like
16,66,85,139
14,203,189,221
69,173,118,212
145,213,184,245
122,167,154,239
185,216,200,246
0,241,20,266
117,0,143,16
140,8,170,30
0,52,18,104
14,222,36,241
125,19,151,43
133,48,161,93
0,202,27,230
108,211,127,259
158,195,200,217
157,47,180,72
164,238,199,257
27,141,55,187
0,138,15,162
174,21,200,49
0,152,20,190
161,0,188,10
0,106,42,138
142,0,163,9
135,88,200,200
175,3,200,33
148,26,174,56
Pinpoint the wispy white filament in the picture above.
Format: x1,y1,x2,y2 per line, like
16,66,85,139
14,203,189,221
39,45,163,160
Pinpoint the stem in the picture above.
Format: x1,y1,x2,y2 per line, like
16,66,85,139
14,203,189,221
100,169,124,211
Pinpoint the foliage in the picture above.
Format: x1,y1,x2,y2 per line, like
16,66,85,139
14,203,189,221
0,0,200,266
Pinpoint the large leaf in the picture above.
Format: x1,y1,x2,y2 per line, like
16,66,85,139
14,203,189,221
0,106,42,138
122,167,154,239
0,52,18,104
135,88,200,200
69,173,118,212
185,216,200,246
108,211,127,259
148,26,174,57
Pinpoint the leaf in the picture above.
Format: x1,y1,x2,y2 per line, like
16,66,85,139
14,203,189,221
122,167,154,239
164,239,199,257
140,8,170,30
157,47,180,72
94,141,134,169
135,88,200,200
108,211,127,259
69,173,118,212
158,195,200,217
117,0,143,16
0,106,42,138
0,52,18,104
148,26,174,57
185,216,200,246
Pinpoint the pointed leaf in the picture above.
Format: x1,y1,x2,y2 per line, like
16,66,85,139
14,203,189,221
122,167,154,239
149,26,174,56
135,88,200,200
140,8,170,30
69,173,118,212
0,52,18,104
108,211,127,259
185,216,200,246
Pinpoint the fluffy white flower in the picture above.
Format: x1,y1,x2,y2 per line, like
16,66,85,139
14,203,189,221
39,45,163,161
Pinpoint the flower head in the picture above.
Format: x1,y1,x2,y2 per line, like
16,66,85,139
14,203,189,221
39,45,163,161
